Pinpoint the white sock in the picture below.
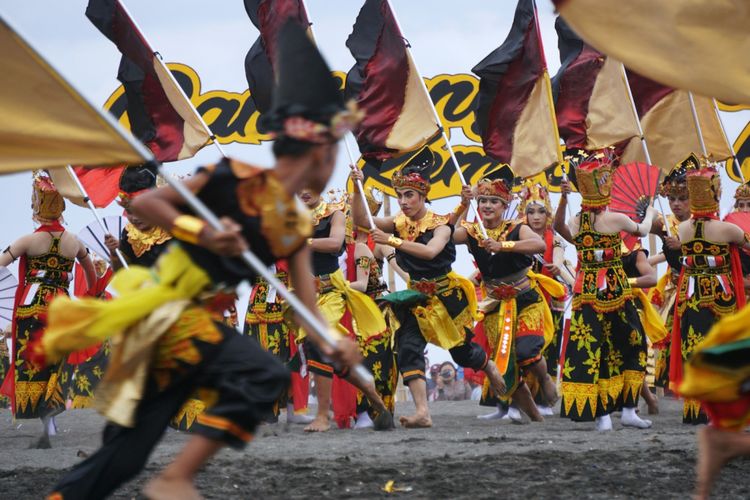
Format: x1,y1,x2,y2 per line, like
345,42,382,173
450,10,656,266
537,405,554,416
621,407,652,429
595,414,613,432
46,416,57,436
286,404,315,424
477,405,508,420
508,407,523,422
354,411,374,429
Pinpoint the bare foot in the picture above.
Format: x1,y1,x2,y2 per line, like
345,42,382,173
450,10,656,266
143,475,202,500
541,376,559,406
647,399,660,415
695,426,736,500
483,362,507,396
303,415,331,433
399,413,432,428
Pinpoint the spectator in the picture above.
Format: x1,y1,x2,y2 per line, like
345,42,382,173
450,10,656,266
435,362,472,401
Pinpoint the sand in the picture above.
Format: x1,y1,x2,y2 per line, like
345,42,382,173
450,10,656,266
0,398,747,499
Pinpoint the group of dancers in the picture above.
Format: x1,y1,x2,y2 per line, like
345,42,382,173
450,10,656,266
0,20,748,500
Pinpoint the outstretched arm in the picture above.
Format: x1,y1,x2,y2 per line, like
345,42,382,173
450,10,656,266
553,181,574,244
372,224,452,261
309,210,345,254
0,235,31,268
349,167,396,232
76,243,97,290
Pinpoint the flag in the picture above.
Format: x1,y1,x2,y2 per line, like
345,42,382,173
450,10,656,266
620,71,733,174
48,165,125,208
472,0,560,178
0,16,145,174
243,0,311,115
551,17,639,151
553,0,750,105
345,0,440,161
86,0,211,162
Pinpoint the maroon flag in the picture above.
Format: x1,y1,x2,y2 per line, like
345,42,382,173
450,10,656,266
345,0,439,161
471,0,559,177
552,17,638,151
86,0,210,162
243,0,311,115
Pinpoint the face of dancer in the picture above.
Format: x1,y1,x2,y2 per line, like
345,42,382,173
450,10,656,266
297,189,321,209
668,193,690,221
736,199,750,213
396,189,426,219
525,204,548,232
477,196,506,226
125,208,153,232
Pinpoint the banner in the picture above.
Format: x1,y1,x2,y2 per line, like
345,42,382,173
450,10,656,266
103,63,750,195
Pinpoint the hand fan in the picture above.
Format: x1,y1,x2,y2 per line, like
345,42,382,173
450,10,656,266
77,216,127,262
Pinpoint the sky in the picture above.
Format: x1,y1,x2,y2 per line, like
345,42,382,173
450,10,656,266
2,1,749,359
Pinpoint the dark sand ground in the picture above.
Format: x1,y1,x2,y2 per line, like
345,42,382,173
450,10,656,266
1,398,747,499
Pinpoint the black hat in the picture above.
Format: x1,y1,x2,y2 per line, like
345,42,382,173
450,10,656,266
392,147,435,196
260,20,360,143
118,163,158,207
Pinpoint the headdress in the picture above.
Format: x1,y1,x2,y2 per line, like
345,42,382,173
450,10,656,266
117,163,158,209
260,21,361,144
475,164,514,204
660,156,689,198
391,147,435,197
570,150,616,210
684,154,720,218
32,173,65,222
519,182,552,217
734,182,750,202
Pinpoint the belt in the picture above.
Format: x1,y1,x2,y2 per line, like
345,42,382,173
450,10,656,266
483,275,531,300
410,275,451,295
315,274,335,294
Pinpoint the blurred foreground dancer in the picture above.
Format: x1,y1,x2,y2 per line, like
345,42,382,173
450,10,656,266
40,22,363,500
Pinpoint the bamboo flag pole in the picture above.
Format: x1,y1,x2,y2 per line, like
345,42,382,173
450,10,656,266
64,166,129,268
118,0,226,160
619,63,671,236
712,99,747,184
687,91,709,158
385,0,489,239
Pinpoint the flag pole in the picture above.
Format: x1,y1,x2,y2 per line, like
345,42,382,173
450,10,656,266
117,0,226,159
64,166,129,269
385,0,488,239
619,63,671,236
344,137,377,230
158,167,373,384
687,91,709,158
712,99,747,184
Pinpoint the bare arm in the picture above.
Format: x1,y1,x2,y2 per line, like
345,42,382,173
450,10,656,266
349,168,395,232
373,224,452,261
0,235,33,267
453,225,469,245
447,185,472,226
377,245,410,282
647,253,666,266
349,244,372,293
76,243,97,290
552,243,575,286
480,224,545,255
553,185,574,244
631,250,657,288
309,210,345,254
616,207,657,237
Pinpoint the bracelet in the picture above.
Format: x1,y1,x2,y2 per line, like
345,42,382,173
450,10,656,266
500,241,516,250
627,277,638,287
171,215,207,245
307,238,313,246
453,202,468,215
3,246,16,262
387,235,404,248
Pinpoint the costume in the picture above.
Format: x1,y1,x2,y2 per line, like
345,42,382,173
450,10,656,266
386,148,489,383
0,175,70,419
670,157,746,424
462,172,564,405
561,157,649,422
41,21,359,499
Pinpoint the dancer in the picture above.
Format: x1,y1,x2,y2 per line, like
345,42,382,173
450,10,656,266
454,169,565,422
648,160,690,393
670,155,748,424
554,154,656,431
350,149,507,428
679,304,750,499
39,22,364,499
298,189,393,432
0,174,95,448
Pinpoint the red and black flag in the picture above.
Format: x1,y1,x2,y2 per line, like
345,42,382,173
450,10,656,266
472,0,560,178
86,0,211,162
345,0,439,161
551,17,638,151
244,0,311,115
620,71,732,174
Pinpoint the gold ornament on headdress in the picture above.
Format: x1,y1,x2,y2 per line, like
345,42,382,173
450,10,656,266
519,182,553,218
392,170,430,197
734,183,750,201
572,150,615,210
32,173,65,223
685,154,720,218
660,157,689,198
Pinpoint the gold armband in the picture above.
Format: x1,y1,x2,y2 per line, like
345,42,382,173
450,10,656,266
500,241,516,250
387,236,404,248
171,215,206,245
628,277,638,287
307,238,313,246
453,202,468,216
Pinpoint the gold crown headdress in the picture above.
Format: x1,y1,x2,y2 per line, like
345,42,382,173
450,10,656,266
32,172,65,222
570,149,616,210
684,154,720,218
391,147,434,197
734,182,750,201
475,164,514,204
660,157,689,198
519,182,553,218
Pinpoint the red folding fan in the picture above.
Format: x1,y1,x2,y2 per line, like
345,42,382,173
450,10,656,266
610,162,661,251
724,211,750,236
